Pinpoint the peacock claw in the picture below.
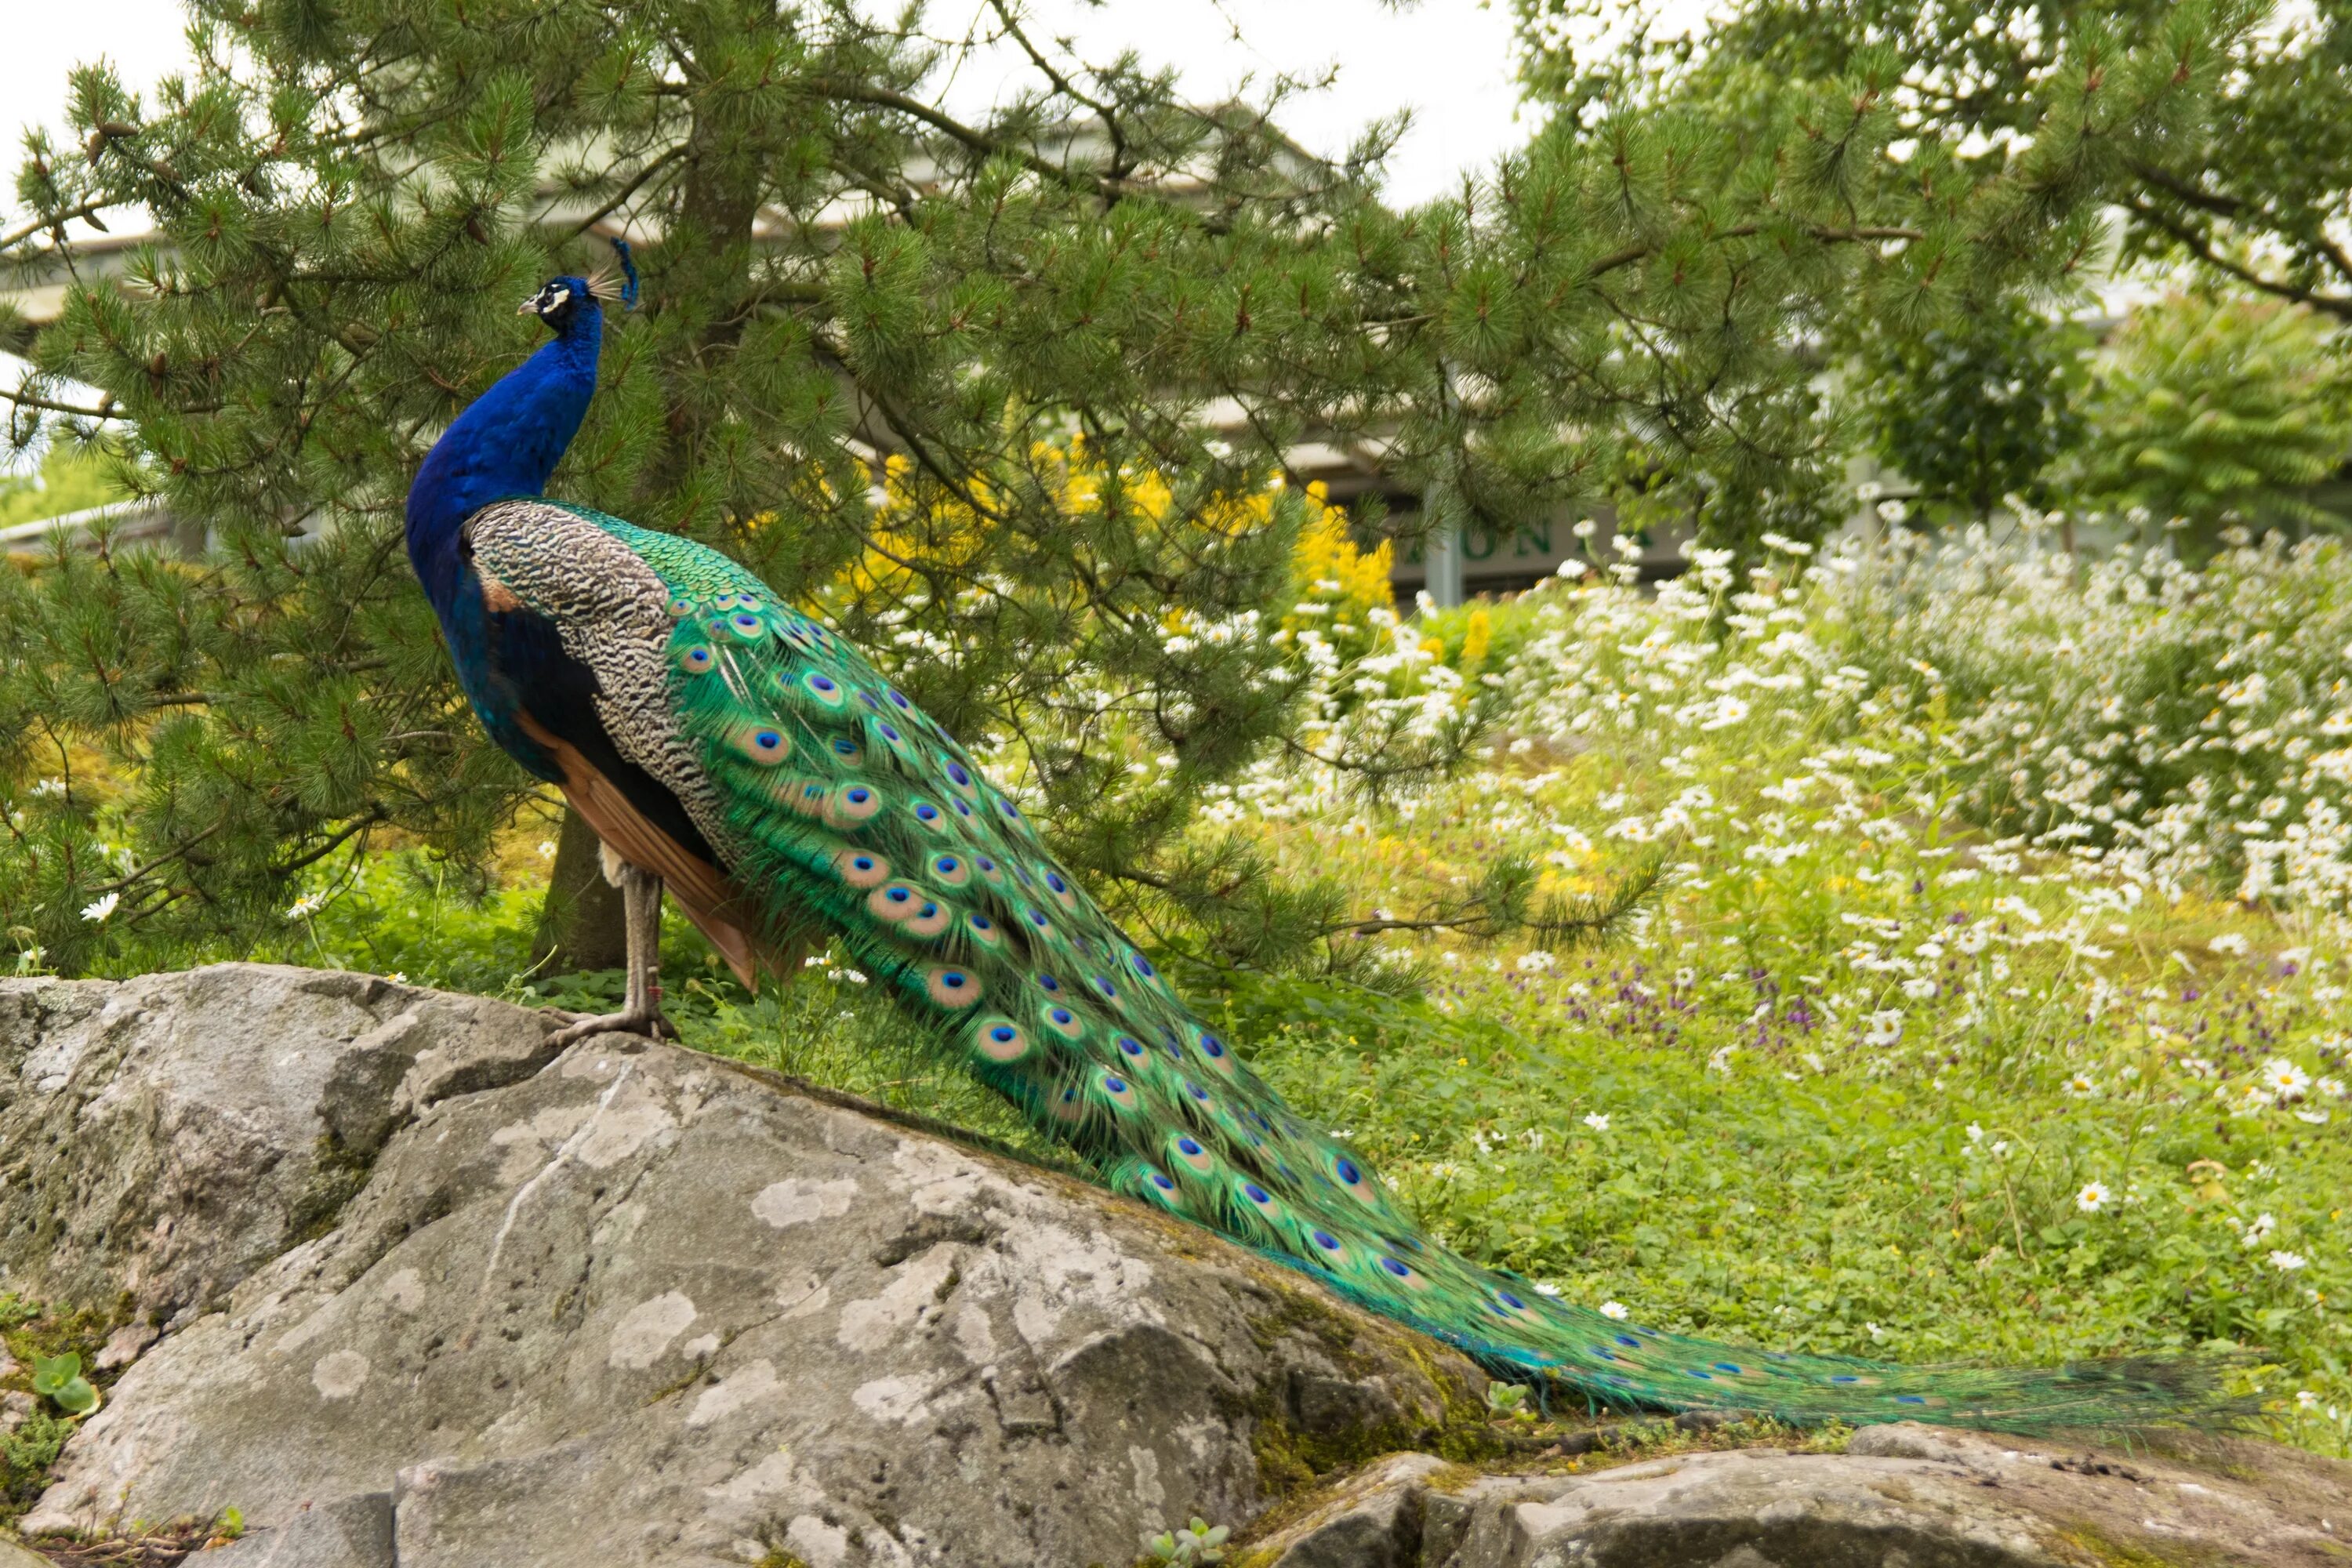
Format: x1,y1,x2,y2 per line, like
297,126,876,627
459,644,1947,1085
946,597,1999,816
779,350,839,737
546,860,674,1047
548,1005,676,1047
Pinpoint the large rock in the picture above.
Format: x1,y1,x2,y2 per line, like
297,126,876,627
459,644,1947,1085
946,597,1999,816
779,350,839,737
11,966,2352,1568
0,965,560,1319
1250,1424,2352,1566
17,971,1488,1566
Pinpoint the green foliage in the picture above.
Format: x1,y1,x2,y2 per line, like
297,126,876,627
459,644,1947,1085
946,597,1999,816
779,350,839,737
0,0,2223,975
1484,1380,1537,1421
2068,294,2352,549
1542,0,2352,331
1141,1517,1229,1566
29,1352,95,1415
1,1411,69,1514
1857,296,2089,526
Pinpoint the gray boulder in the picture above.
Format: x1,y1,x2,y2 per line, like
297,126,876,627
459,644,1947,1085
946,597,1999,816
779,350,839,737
0,964,559,1319
10,966,2352,1568
16,969,1486,1566
1252,1424,2352,1566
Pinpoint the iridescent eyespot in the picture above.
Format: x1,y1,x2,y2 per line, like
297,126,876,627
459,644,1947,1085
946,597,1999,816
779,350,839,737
946,761,973,789
878,722,902,742
887,688,912,710
950,798,975,818
1894,1394,1927,1405
927,966,980,1007
857,689,880,710
1026,909,1051,929
729,612,763,637
831,737,862,759
1615,1334,1640,1348
1714,1363,1743,1374
907,901,951,938
1178,1137,1203,1155
1093,976,1117,1000
1186,1082,1210,1102
1381,1257,1410,1277
736,728,787,763
1044,871,1067,894
1311,1230,1341,1252
1497,1292,1526,1311
811,675,836,691
996,797,1022,818
1196,1033,1228,1059
1130,952,1157,979
1116,1034,1145,1058
680,644,714,672
1050,1007,1073,1025
974,1017,1028,1063
1036,973,1061,993
835,850,891,887
666,597,693,618
713,593,741,610
826,786,883,827
1335,1158,1363,1185
1150,1171,1176,1191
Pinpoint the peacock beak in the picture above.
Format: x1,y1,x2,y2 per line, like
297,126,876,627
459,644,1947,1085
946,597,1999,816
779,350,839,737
517,299,539,315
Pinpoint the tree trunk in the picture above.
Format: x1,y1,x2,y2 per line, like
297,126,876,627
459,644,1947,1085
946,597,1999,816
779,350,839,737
531,808,627,974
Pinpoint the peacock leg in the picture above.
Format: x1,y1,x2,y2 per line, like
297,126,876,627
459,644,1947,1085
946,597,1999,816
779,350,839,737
549,854,677,1045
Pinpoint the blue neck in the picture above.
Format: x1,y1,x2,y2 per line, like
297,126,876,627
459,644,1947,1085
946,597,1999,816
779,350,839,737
406,303,602,605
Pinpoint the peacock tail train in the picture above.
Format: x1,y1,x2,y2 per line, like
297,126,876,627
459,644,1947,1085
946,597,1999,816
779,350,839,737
485,498,2219,1437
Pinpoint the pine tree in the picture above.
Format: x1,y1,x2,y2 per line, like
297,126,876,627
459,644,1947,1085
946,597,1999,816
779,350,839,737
0,0,2230,975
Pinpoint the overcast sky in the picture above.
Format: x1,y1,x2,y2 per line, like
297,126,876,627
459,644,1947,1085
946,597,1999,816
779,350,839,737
1,0,1561,212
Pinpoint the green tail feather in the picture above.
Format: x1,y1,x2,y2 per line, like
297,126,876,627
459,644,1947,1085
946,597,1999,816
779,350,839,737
580,504,2232,1436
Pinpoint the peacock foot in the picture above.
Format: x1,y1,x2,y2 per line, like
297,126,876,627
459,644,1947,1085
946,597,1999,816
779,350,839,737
548,1004,678,1047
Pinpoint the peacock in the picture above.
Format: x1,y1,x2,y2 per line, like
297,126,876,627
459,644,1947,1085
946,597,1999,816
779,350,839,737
404,256,2220,1436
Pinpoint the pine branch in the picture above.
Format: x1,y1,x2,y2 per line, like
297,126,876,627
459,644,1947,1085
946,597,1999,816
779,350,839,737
0,200,115,251
0,387,122,420
2121,195,2352,321
799,77,1149,200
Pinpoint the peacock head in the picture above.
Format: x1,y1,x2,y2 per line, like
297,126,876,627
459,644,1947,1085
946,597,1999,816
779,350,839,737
519,276,597,335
